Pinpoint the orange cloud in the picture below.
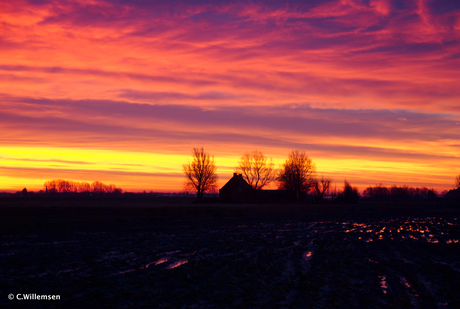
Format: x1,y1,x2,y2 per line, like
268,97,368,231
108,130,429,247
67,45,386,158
0,0,459,193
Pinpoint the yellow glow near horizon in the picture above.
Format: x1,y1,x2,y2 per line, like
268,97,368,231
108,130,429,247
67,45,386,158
0,146,186,191
0,146,181,169
0,146,456,193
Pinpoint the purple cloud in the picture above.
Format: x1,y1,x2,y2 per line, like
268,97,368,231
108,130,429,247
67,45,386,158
1,94,458,164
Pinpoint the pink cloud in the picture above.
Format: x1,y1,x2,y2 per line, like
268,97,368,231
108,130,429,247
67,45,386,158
0,0,459,191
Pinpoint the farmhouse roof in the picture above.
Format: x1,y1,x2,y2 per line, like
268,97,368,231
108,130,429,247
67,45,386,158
220,173,253,193
444,187,460,198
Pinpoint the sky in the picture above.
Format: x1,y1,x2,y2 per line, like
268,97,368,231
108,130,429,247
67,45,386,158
1,0,459,193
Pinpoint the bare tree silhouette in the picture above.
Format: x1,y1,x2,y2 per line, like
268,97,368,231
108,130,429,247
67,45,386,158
78,182,91,193
91,181,105,193
277,150,316,200
183,147,218,201
236,150,275,190
312,176,332,203
455,174,460,189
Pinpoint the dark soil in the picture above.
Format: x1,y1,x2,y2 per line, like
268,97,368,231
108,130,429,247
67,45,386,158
1,199,460,308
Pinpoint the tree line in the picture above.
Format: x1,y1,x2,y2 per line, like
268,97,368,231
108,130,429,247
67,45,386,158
9,148,458,200
183,147,458,202
363,184,437,199
183,148,334,202
43,179,122,194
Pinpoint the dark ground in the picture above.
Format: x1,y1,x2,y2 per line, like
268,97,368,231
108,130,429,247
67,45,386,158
1,198,460,308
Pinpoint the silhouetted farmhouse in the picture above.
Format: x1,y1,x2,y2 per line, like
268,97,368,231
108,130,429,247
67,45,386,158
444,188,460,198
219,173,295,203
219,173,253,203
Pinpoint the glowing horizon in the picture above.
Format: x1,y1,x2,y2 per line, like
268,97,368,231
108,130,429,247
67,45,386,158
1,0,459,194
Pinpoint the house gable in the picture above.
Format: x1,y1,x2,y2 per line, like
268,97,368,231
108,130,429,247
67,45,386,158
220,173,254,202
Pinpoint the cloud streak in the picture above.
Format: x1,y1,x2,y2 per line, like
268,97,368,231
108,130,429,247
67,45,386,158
1,95,458,160
0,0,459,192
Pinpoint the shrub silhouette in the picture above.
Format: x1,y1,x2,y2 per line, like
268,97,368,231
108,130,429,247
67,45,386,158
337,181,359,204
44,179,121,193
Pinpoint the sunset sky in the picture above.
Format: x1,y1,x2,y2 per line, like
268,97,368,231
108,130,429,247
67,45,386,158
1,0,459,193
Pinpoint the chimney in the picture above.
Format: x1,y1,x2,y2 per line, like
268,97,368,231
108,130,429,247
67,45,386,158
233,173,237,177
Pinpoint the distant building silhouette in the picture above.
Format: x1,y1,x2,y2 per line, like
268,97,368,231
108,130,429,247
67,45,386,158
220,173,296,203
220,173,254,203
444,188,460,198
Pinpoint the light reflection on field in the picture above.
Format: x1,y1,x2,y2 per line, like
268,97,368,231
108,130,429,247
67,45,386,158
2,214,460,307
302,251,313,261
339,217,459,244
167,260,188,269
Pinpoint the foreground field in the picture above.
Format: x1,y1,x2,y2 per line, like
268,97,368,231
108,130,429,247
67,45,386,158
1,200,460,308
